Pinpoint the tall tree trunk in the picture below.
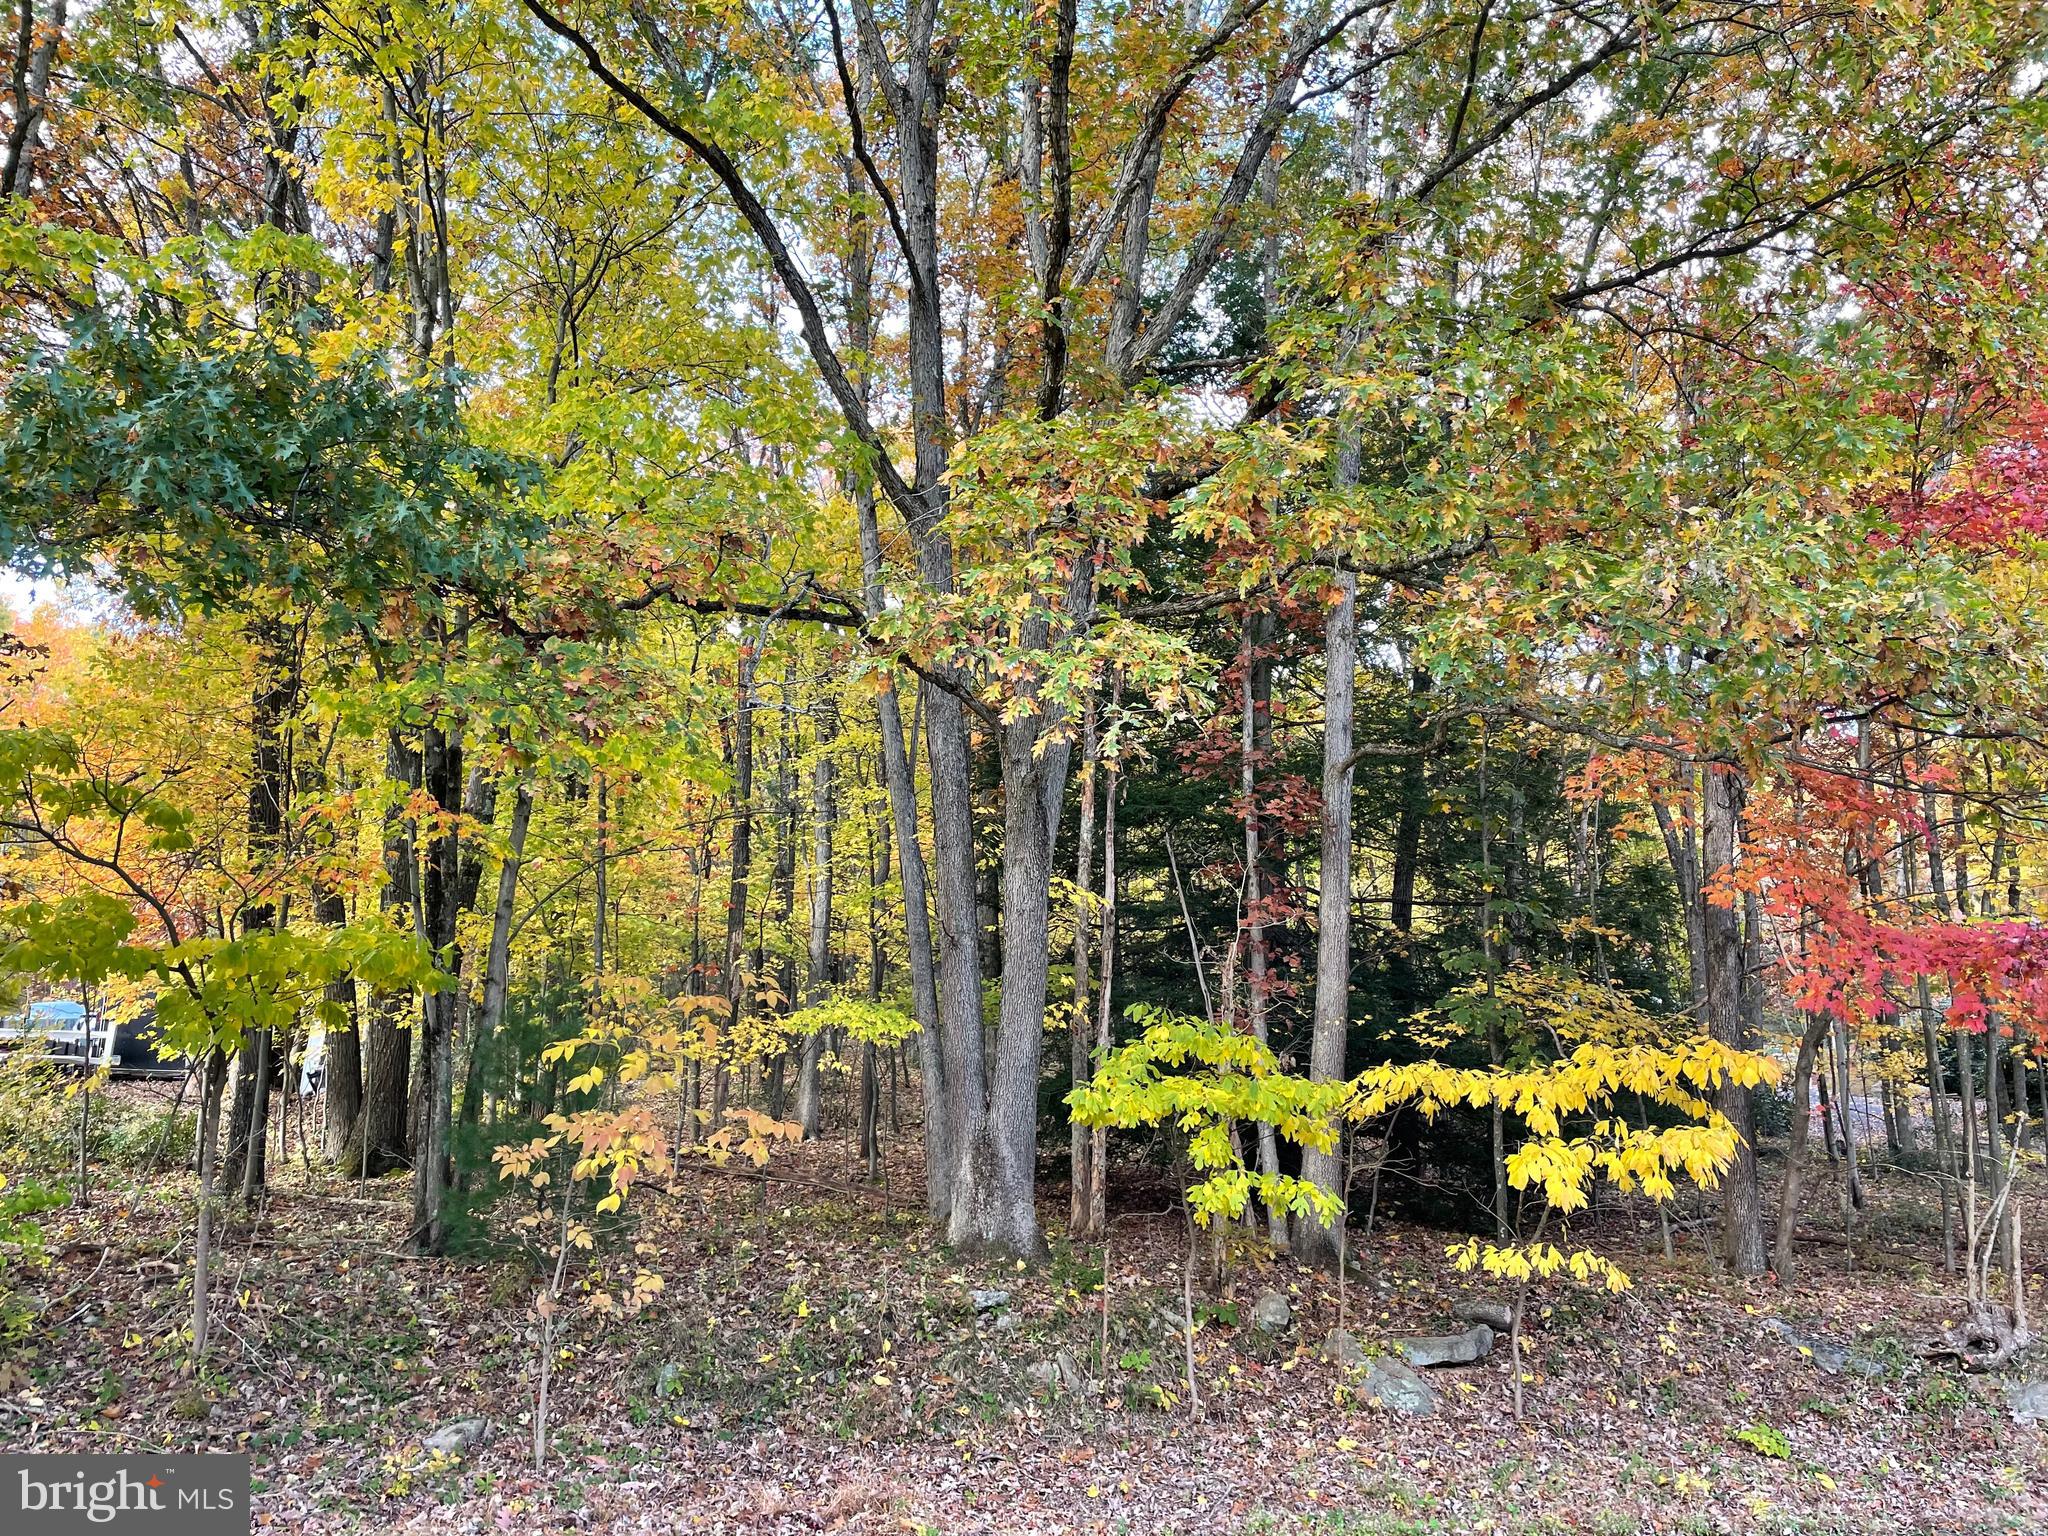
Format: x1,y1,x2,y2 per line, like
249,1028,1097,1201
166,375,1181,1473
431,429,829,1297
854,457,948,1221
226,616,297,1199
1069,696,1099,1237
1240,615,1286,1245
1,0,68,200
1651,775,1709,1020
945,715,1064,1258
1083,685,1122,1241
1297,80,1375,1267
719,639,762,1133
460,778,534,1142
319,878,363,1164
1388,668,1429,938
1772,1011,1833,1278
1705,764,1765,1275
410,718,463,1253
1298,562,1357,1268
359,733,420,1177
796,704,838,1138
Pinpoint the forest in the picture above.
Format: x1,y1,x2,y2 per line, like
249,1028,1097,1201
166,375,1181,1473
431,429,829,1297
1,0,2046,1530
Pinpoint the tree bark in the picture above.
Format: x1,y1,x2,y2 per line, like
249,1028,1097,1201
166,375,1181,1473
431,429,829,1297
460,777,533,1141
796,704,838,1138
1069,696,1098,1238
1704,764,1765,1275
358,733,420,1177
1297,563,1357,1268
1772,1012,1833,1278
410,718,463,1253
1,0,68,200
225,616,297,1199
319,878,363,1164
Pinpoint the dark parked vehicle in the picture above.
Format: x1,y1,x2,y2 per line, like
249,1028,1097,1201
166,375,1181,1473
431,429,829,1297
94,1008,184,1078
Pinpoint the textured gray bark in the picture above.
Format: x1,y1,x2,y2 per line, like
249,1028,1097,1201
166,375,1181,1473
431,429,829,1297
795,705,837,1139
318,878,362,1165
1704,765,1765,1275
1297,565,1357,1268
1298,79,1374,1267
1,0,67,200
1242,619,1283,1243
460,778,533,1137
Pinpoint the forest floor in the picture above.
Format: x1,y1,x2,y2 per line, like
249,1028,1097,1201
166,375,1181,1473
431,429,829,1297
4,1090,2046,1536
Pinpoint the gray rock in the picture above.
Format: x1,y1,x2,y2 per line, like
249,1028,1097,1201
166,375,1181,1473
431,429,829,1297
1761,1317,1885,1379
1395,1323,1495,1368
653,1362,687,1400
1452,1299,1515,1332
1026,1347,1088,1398
1362,1358,1439,1416
1251,1291,1292,1332
969,1288,1011,1315
420,1418,490,1461
2007,1380,2048,1427
1321,1328,1369,1368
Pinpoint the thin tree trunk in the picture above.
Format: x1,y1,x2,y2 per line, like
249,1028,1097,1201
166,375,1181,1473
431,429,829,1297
226,617,297,1198
1705,764,1765,1275
1069,696,1098,1237
191,1048,226,1368
1773,1012,1832,1278
1298,559,1356,1269
1085,683,1122,1240
410,718,463,1253
796,704,838,1138
1240,618,1284,1246
460,777,533,1142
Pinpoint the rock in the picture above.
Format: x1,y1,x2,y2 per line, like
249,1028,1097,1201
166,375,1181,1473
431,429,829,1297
2007,1381,2048,1427
969,1288,1011,1315
1394,1323,1494,1368
1029,1348,1088,1398
653,1362,687,1400
1321,1328,1369,1368
1452,1299,1515,1332
1761,1317,1885,1379
1251,1291,1292,1332
420,1418,490,1461
1361,1358,1439,1416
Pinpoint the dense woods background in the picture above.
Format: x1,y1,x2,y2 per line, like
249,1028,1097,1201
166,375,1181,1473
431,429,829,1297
3,0,2048,1529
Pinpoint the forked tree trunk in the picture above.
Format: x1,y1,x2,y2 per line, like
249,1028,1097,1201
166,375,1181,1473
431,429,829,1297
1773,1011,1833,1278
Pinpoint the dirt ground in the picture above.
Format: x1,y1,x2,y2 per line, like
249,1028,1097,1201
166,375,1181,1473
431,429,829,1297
3,1093,2045,1536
